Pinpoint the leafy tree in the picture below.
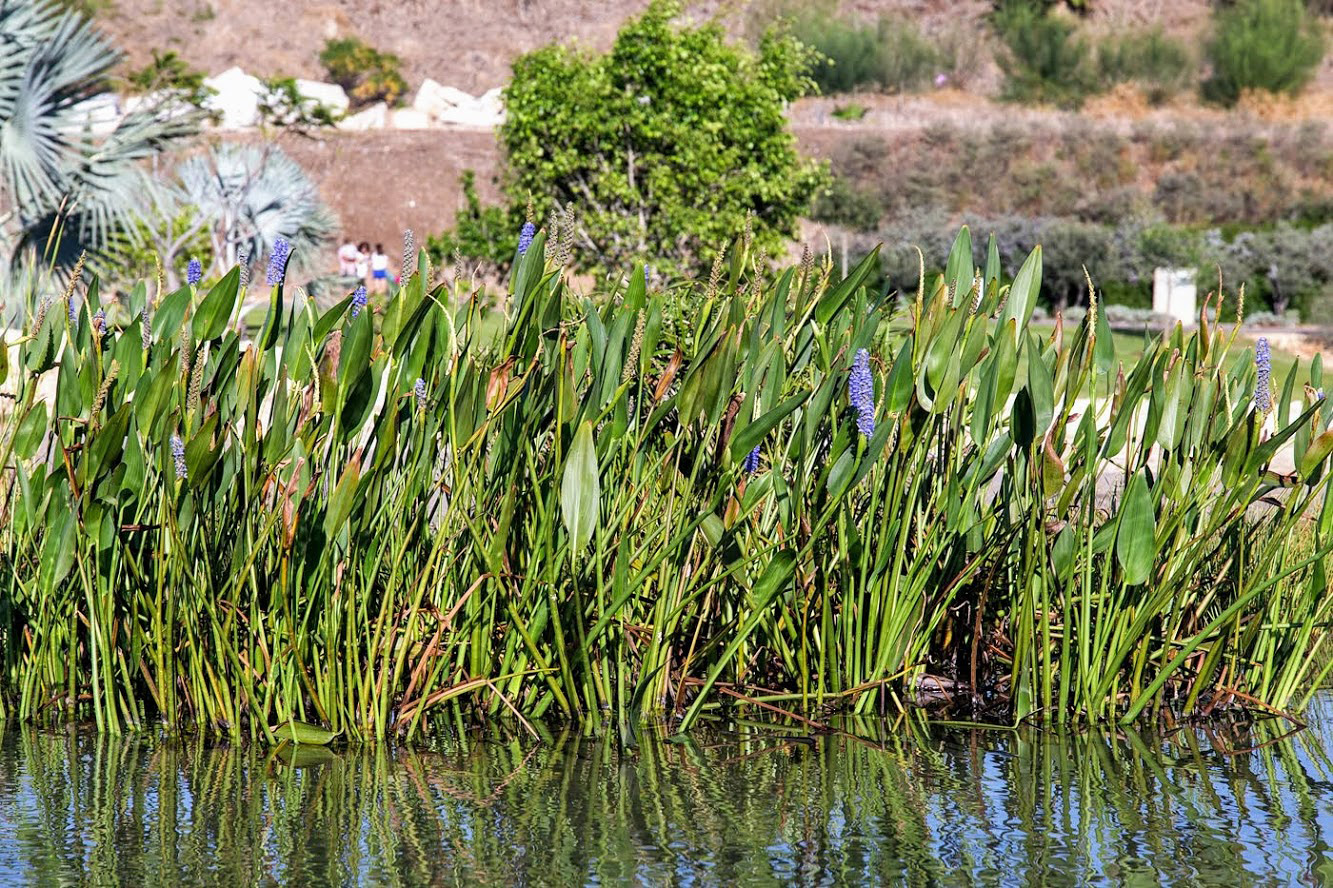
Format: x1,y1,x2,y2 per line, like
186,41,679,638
501,0,826,275
1203,0,1325,106
0,0,198,272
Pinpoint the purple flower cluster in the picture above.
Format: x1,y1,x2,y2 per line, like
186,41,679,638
91,309,106,340
517,221,536,257
186,258,202,286
68,296,78,323
848,348,875,438
742,445,761,474
350,285,368,319
413,377,427,411
171,434,188,480
1254,337,1272,413
266,237,291,286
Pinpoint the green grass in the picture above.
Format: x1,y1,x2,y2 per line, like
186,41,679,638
2,227,1332,743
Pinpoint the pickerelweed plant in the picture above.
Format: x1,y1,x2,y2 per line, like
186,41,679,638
2,225,1332,744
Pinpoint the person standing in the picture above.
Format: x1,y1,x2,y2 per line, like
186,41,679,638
338,239,358,277
370,243,390,292
355,241,371,284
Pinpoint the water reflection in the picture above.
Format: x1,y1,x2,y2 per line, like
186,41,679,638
2,699,1333,886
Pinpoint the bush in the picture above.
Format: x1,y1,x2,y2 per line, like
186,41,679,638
1097,28,1194,104
811,177,880,231
501,0,826,275
994,5,1101,108
795,13,941,95
1202,0,1325,107
319,36,408,108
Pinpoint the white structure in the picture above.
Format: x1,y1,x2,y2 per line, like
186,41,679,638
1153,267,1197,324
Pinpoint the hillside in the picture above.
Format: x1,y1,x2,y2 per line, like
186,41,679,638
96,0,1238,96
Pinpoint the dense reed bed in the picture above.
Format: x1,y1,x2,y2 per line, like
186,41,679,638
2,226,1332,742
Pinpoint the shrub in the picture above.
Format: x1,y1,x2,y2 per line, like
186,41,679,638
994,5,1101,108
319,36,408,108
501,0,826,276
811,176,880,231
1203,0,1325,107
795,12,941,95
1097,28,1195,104
122,49,217,117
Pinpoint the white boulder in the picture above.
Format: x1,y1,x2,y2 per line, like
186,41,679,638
412,79,505,128
203,67,264,129
412,79,475,117
338,101,387,130
294,79,349,117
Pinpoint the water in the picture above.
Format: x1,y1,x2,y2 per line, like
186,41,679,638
2,699,1333,886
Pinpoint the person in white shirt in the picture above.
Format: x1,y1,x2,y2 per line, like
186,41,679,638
370,243,390,292
355,241,370,283
338,239,358,277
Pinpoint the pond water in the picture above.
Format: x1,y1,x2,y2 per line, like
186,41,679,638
1,698,1332,886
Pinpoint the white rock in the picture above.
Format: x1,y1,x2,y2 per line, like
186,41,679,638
294,79,349,116
337,101,387,130
203,67,264,129
412,78,477,117
391,108,430,130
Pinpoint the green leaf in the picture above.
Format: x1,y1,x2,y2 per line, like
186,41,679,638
1116,472,1155,586
1001,245,1042,334
561,421,600,553
945,225,973,308
325,457,362,537
193,267,241,341
1300,430,1333,481
270,719,341,745
730,391,806,461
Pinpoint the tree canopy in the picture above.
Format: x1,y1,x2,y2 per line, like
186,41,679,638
500,1,825,276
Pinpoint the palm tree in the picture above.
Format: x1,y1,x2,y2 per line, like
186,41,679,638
0,0,198,272
176,143,338,285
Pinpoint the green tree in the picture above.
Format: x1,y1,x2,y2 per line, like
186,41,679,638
500,1,826,275
1203,0,1325,106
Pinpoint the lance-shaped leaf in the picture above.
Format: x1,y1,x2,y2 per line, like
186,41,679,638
561,421,601,553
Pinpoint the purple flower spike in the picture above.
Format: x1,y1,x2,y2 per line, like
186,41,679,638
742,445,761,474
1254,337,1271,413
517,221,536,257
351,285,368,319
171,434,188,480
186,258,202,285
266,237,291,286
848,348,875,438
